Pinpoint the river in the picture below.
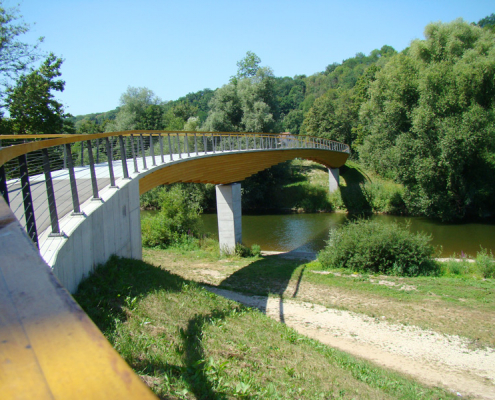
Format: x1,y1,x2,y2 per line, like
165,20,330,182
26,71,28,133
200,213,495,257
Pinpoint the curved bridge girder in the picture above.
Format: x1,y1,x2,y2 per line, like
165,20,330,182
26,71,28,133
139,148,349,194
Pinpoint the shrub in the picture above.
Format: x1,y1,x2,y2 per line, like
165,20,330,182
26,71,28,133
476,248,495,278
141,185,203,248
318,219,438,276
251,244,261,257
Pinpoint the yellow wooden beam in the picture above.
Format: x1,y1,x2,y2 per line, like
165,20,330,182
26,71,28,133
138,149,349,194
0,199,157,400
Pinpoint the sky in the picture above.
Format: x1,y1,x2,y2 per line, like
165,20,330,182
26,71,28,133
8,0,494,116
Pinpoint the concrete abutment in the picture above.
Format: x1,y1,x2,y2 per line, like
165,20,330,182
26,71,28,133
215,183,242,253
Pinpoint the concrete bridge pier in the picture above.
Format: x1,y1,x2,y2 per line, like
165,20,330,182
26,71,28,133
329,168,340,193
216,183,242,254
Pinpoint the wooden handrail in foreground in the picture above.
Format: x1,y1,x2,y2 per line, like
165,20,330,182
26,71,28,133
0,197,157,399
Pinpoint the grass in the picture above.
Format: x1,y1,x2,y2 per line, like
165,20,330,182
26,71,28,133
75,255,457,399
143,248,495,349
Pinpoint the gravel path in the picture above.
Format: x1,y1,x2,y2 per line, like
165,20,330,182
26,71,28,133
207,287,495,400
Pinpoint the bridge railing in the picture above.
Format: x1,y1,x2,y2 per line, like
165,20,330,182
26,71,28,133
0,130,349,247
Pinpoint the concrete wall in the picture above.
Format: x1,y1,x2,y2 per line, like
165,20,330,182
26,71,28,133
216,183,242,253
40,177,141,294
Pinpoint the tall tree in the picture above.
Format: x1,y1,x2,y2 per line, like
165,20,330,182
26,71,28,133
236,51,261,79
105,86,162,131
205,52,278,133
359,19,495,220
6,54,73,134
0,3,43,103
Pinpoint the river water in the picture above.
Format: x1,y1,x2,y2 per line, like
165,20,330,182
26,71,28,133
200,213,495,257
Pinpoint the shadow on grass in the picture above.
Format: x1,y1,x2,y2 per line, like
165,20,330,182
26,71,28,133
217,250,309,324
339,165,372,215
75,255,251,400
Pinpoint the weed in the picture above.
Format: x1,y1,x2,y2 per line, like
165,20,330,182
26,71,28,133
476,247,495,278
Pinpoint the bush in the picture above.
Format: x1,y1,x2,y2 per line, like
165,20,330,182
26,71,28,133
476,248,495,278
251,244,262,257
318,219,438,276
141,185,203,248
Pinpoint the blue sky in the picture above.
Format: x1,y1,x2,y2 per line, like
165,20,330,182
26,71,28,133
10,0,494,116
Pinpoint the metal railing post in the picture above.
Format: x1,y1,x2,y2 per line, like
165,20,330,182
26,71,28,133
96,139,100,164
0,165,9,206
63,145,67,169
80,141,84,166
168,134,174,161
18,154,38,247
177,133,182,159
86,140,100,199
65,143,83,215
41,148,62,236
130,135,138,173
203,134,207,154
140,134,147,170
105,138,117,188
150,133,156,166
185,133,190,157
119,135,129,178
195,133,198,156
159,133,165,163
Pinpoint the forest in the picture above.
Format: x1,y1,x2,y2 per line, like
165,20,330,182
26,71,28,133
1,8,494,222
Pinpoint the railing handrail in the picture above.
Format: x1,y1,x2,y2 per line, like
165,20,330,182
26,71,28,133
0,130,350,166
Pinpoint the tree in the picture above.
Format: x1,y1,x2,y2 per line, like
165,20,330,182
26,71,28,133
358,19,495,220
477,13,495,33
105,86,162,131
0,3,44,102
236,51,261,78
302,89,358,144
205,53,279,133
6,54,73,134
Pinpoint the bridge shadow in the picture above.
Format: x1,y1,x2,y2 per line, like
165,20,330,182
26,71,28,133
217,249,311,324
339,164,372,215
75,256,251,400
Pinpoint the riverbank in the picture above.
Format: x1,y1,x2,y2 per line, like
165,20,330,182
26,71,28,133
141,248,495,399
75,254,460,399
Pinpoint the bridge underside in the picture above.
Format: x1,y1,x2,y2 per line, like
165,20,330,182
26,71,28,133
139,149,349,194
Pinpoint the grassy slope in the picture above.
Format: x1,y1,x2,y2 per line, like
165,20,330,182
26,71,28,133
75,255,456,400
276,159,405,214
144,248,495,349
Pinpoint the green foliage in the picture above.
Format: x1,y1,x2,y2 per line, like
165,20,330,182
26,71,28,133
105,86,162,131
5,54,73,134
141,182,215,211
236,50,261,78
204,53,279,133
302,88,358,144
318,219,438,276
476,247,495,278
362,181,406,214
141,185,204,248
0,3,43,100
303,46,397,99
476,13,495,33
358,19,495,220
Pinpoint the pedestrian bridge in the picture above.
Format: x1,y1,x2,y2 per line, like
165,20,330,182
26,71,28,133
0,130,349,399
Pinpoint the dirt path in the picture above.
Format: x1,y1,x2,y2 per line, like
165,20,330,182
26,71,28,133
206,287,495,400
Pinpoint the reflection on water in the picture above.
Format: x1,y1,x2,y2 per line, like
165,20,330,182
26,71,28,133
200,213,495,257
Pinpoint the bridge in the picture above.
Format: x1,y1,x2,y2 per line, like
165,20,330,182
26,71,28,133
0,131,349,399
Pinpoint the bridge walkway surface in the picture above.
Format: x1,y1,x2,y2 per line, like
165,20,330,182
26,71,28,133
0,130,349,399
